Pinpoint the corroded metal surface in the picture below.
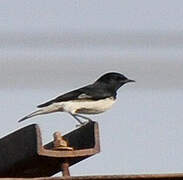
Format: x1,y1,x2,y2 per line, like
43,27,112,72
38,173,183,179
1,173,183,180
0,121,100,178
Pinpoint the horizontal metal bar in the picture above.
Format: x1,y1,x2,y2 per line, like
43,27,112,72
1,173,183,180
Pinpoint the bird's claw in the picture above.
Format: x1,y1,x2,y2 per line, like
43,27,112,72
75,121,89,128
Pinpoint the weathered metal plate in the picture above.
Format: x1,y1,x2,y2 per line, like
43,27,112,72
0,121,100,178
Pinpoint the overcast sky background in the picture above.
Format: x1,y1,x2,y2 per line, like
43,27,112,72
0,0,183,176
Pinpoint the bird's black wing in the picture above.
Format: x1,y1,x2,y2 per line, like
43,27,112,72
37,84,113,108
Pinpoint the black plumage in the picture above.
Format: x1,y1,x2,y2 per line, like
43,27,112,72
37,72,133,108
19,72,135,124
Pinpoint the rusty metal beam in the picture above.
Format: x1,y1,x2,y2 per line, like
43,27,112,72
0,121,100,178
1,173,183,179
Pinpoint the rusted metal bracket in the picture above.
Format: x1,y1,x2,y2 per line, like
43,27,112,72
0,121,100,178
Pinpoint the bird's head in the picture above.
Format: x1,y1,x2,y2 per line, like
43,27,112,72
95,72,135,91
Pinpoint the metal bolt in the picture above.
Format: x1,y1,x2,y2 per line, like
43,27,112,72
53,131,73,150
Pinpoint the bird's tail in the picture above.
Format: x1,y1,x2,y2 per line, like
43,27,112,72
18,109,44,122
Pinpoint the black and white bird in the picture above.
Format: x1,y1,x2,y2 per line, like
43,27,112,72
18,72,135,125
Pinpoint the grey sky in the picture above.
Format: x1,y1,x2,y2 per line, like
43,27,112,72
1,0,183,177
1,59,183,90
1,0,183,32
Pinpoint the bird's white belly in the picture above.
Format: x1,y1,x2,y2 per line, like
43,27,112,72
52,97,116,114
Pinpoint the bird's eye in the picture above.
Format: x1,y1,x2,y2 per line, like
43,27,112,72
115,76,122,81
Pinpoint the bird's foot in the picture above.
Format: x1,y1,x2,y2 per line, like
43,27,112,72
75,121,89,128
75,114,93,123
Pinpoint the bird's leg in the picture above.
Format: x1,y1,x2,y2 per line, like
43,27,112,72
68,112,85,126
75,114,93,122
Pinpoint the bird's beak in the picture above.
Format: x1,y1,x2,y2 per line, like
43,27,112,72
126,79,136,83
